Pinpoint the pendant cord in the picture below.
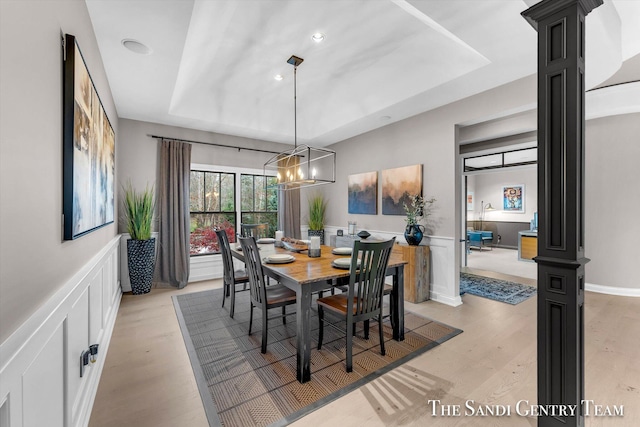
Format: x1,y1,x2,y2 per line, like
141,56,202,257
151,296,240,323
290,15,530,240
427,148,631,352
294,64,297,149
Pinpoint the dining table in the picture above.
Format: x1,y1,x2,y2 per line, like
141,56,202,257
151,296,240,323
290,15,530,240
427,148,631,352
230,240,407,383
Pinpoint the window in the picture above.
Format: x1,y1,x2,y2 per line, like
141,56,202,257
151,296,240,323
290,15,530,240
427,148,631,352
240,174,278,238
189,170,235,255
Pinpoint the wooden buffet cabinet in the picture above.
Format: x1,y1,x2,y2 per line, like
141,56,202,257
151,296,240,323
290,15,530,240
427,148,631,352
393,244,431,303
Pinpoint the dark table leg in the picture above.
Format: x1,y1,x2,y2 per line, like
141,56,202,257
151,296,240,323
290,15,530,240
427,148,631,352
295,285,313,383
392,265,405,341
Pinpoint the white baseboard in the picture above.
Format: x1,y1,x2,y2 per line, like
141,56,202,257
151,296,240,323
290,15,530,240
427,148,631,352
586,282,640,297
0,235,122,427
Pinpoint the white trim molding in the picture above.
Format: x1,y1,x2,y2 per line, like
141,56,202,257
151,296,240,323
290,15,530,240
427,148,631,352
0,235,122,427
586,282,640,297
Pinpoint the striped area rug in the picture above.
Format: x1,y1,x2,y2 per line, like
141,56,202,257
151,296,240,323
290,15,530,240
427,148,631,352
173,288,462,426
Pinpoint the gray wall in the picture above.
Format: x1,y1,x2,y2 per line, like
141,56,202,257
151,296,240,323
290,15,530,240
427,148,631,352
302,85,639,292
467,166,538,224
585,113,640,289
303,75,539,238
117,119,293,233
0,0,118,343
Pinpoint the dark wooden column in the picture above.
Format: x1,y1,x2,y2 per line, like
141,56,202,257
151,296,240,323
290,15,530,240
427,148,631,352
521,1,602,426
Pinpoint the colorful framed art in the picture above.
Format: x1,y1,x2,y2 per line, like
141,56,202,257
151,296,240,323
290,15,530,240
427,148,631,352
503,185,524,213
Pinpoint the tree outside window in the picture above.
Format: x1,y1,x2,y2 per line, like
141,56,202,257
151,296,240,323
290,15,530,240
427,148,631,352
190,170,235,255
240,174,278,237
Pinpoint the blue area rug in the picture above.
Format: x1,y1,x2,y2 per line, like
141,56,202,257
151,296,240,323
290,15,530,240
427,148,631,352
460,273,536,305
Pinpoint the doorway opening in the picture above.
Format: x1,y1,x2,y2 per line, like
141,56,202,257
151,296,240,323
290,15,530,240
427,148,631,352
458,117,538,282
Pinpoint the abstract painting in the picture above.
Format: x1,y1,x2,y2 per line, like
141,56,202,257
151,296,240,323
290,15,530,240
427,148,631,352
503,185,524,213
381,164,422,215
63,34,115,240
467,191,474,211
348,171,377,214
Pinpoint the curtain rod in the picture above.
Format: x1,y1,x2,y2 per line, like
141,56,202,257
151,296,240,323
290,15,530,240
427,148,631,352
147,134,286,155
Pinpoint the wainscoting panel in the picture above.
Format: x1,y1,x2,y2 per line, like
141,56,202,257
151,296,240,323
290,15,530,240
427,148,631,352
426,236,462,307
0,235,121,427
22,324,64,427
189,254,222,283
67,289,90,425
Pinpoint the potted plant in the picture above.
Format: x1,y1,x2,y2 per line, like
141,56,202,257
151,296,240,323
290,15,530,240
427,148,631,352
403,194,436,246
307,194,327,245
122,181,156,294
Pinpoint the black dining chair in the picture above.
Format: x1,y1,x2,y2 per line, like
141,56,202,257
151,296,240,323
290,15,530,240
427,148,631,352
238,236,297,354
240,223,268,239
215,229,250,318
317,237,396,372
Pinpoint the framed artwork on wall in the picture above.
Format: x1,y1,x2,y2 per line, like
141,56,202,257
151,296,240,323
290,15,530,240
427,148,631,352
63,34,115,240
467,191,474,211
503,185,524,213
348,171,377,214
381,164,422,215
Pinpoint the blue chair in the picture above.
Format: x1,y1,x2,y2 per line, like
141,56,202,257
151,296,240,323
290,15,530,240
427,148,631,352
468,231,483,250
481,231,494,250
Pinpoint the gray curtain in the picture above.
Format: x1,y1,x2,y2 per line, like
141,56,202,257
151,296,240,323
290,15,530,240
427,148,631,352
279,187,301,239
155,139,192,288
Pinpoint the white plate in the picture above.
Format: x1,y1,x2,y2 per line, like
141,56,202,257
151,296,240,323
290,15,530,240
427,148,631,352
332,247,352,255
332,258,359,269
264,254,295,264
256,238,276,244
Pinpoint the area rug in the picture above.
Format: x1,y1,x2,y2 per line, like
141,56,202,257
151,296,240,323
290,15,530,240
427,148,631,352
460,272,537,305
173,288,462,427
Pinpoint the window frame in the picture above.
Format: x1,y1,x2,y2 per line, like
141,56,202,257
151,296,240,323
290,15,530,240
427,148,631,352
240,173,279,238
190,163,277,257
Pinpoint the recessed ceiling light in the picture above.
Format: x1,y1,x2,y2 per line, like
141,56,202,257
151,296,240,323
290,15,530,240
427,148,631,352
311,32,325,43
381,115,391,120
274,74,284,81
121,39,152,55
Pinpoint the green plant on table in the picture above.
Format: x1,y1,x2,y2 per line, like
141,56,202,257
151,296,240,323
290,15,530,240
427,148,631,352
403,194,436,226
308,194,327,231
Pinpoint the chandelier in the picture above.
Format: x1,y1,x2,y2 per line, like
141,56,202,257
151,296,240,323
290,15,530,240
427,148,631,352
264,55,336,190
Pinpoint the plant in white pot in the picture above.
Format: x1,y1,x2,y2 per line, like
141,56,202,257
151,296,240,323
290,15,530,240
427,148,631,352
307,194,327,245
123,181,156,295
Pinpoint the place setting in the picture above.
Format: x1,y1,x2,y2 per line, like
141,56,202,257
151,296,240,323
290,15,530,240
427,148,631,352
331,246,352,255
263,253,296,264
256,237,276,244
331,257,360,269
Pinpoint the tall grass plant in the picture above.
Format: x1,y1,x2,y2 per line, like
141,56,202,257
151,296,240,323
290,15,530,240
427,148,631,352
123,181,155,240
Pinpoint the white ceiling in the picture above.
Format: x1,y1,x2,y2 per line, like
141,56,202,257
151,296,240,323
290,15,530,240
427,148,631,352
86,0,640,147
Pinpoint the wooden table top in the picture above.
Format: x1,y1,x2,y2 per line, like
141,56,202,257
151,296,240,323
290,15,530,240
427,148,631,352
231,243,406,286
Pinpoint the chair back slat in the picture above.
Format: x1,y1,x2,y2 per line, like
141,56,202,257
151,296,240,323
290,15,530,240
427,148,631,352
215,229,235,285
240,223,268,239
348,237,396,319
238,236,267,306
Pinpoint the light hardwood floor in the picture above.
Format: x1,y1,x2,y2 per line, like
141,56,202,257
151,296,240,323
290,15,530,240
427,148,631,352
89,273,640,426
